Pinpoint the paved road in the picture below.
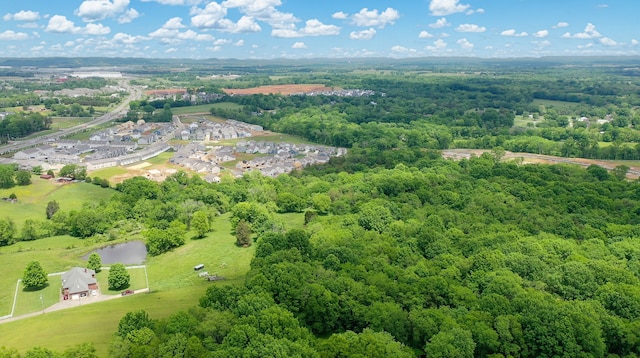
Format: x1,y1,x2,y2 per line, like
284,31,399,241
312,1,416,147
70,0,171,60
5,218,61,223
0,81,142,155
0,288,149,325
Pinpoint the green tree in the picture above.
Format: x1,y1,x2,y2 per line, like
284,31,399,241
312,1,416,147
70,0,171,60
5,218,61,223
311,193,331,214
15,170,31,186
0,165,15,189
425,327,476,358
46,200,60,220
108,263,130,290
20,219,38,241
116,310,154,338
190,210,211,238
235,220,252,247
87,252,102,273
23,260,48,289
612,165,629,180
62,343,97,358
0,218,16,246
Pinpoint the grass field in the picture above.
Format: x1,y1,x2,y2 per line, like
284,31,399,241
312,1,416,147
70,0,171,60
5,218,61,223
171,102,243,115
50,117,92,130
96,267,148,295
0,212,256,356
0,179,115,230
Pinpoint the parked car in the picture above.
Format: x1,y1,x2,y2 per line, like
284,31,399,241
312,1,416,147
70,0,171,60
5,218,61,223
121,289,134,296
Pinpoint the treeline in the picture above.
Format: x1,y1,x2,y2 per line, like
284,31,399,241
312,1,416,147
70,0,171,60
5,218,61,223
0,112,51,141
99,155,640,357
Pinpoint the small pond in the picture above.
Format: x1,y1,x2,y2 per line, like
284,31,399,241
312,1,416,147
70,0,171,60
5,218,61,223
82,241,147,265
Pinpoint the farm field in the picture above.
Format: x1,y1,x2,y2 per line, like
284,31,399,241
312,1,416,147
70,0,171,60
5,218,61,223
171,102,242,115
222,84,335,95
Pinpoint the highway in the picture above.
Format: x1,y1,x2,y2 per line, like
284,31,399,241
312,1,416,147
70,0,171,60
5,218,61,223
0,81,142,155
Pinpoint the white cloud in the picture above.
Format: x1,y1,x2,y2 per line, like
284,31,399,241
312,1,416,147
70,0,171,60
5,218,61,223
429,0,470,16
221,0,298,29
599,37,617,46
85,23,111,35
75,0,132,22
165,47,178,53
501,29,527,37
0,30,29,40
350,28,376,40
533,30,549,38
4,10,41,21
351,8,399,28
632,39,639,46
118,8,140,24
429,17,450,28
141,0,203,4
567,23,602,39
457,38,473,50
45,15,81,34
553,22,569,28
213,39,230,45
561,32,571,39
112,32,144,44
455,24,485,33
291,41,306,49
419,31,434,38
272,19,339,38
149,27,213,43
64,41,75,47
332,11,348,20
191,2,227,28
163,17,186,29
391,45,416,55
233,39,244,46
426,38,447,50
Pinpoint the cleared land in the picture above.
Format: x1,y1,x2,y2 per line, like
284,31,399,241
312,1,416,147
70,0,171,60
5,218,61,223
222,84,335,95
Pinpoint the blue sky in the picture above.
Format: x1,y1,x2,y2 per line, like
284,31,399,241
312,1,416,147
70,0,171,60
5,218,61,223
0,0,638,59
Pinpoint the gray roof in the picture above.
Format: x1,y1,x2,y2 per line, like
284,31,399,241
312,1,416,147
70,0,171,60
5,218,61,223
62,267,96,295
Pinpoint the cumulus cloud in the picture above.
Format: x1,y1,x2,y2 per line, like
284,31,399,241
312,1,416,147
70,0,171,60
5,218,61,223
632,39,639,46
391,45,416,55
4,10,41,21
141,0,203,4
351,8,399,28
272,19,339,38
429,17,450,28
466,8,485,15
533,30,549,38
75,0,134,22
221,0,298,29
163,17,186,29
429,0,470,16
553,21,569,28
191,2,227,28
213,39,231,45
85,23,111,35
149,27,214,43
0,30,29,40
599,37,617,46
565,23,602,39
112,32,144,44
501,29,527,37
118,8,140,24
457,38,473,50
455,24,485,32
332,11,348,20
233,39,244,46
426,38,447,50
350,28,376,40
45,15,81,34
419,31,434,38
291,41,306,49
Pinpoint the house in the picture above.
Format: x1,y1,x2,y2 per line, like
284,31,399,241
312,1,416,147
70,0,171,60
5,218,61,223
62,267,98,300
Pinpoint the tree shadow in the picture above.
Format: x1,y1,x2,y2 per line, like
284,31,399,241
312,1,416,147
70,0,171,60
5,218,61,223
22,282,50,292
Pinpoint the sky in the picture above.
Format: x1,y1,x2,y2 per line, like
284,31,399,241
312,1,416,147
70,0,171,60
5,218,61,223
0,0,638,59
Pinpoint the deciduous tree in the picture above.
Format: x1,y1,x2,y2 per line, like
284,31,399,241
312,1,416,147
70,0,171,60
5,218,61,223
108,263,130,290
23,260,48,289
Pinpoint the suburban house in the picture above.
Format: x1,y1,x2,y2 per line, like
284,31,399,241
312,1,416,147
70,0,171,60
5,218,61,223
61,267,98,300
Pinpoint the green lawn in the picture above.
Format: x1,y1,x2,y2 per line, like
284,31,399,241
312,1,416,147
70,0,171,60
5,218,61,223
50,117,92,130
0,179,115,230
96,267,148,295
13,281,60,316
88,167,128,180
143,151,174,165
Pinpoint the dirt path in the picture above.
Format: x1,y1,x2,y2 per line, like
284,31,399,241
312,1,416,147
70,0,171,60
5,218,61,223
0,288,149,325
441,149,640,179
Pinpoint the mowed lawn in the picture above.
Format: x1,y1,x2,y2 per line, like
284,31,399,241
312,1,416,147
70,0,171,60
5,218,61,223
0,178,115,230
0,213,255,356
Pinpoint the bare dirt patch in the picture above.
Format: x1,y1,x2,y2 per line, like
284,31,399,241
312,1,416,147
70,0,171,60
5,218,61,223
222,84,335,95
